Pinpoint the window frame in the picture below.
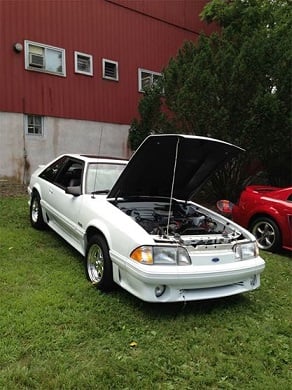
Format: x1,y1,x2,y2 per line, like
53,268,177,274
102,58,119,81
25,114,44,137
54,158,84,190
138,68,162,92
74,51,93,76
40,156,84,190
39,156,67,184
24,40,66,77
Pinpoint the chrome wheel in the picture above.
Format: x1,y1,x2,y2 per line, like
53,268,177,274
87,244,104,283
31,197,40,223
251,217,280,251
30,193,46,230
85,235,114,290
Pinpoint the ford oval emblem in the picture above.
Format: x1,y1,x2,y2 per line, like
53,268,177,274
212,257,220,263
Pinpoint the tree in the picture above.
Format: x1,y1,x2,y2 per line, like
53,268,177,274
128,83,174,151
129,0,292,199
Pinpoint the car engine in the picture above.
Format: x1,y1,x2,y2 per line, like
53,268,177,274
126,206,217,236
115,199,240,245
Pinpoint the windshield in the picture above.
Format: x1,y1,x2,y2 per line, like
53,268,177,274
85,163,126,194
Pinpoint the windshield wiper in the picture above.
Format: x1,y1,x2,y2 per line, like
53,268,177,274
91,189,110,194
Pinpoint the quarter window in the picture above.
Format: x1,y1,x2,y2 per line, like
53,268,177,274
102,59,119,81
26,115,44,136
74,51,93,76
138,68,162,92
25,40,66,76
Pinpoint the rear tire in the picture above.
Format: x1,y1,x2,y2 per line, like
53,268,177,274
30,192,46,230
250,217,281,252
85,234,114,291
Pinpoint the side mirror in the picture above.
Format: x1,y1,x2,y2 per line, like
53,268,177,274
65,186,81,197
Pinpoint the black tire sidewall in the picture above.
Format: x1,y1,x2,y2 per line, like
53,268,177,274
251,217,281,252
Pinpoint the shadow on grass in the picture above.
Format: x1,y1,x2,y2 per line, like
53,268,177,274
278,248,292,258
102,286,255,321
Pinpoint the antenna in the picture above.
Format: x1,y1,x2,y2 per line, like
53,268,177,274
166,138,180,236
98,127,103,156
92,128,104,198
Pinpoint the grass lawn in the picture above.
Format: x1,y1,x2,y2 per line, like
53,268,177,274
0,196,291,389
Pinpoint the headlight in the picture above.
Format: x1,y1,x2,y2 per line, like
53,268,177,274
130,245,191,265
233,242,259,260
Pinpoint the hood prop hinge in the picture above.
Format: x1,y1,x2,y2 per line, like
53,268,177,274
166,138,180,237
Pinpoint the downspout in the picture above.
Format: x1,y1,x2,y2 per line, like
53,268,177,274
22,97,29,184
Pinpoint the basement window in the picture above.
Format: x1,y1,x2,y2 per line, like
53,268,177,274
25,115,44,136
24,40,66,76
138,68,162,92
102,59,119,81
74,51,93,76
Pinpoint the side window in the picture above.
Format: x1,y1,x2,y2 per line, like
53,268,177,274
287,193,292,202
138,68,162,92
25,114,44,136
74,51,93,76
25,40,66,77
39,156,67,183
102,58,119,81
54,159,83,189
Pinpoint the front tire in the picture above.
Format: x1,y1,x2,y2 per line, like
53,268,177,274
251,217,281,252
30,192,46,230
85,234,114,291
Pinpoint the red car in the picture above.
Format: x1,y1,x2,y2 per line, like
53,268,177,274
218,186,292,252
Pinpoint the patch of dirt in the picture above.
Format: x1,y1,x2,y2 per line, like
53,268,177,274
0,181,27,197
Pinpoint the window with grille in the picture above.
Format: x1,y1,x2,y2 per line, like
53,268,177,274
138,68,162,92
24,40,66,76
75,51,93,76
26,115,44,136
102,59,119,81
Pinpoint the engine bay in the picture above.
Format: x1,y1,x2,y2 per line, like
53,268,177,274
113,198,241,245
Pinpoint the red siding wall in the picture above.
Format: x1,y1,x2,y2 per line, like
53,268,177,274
0,0,215,124
108,0,215,34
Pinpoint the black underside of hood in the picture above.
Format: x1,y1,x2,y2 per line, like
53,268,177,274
108,134,244,200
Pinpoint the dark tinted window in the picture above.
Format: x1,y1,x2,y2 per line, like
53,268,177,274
39,156,67,183
39,157,84,189
55,159,83,189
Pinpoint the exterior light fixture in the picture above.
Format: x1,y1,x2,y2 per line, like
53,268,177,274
13,43,23,52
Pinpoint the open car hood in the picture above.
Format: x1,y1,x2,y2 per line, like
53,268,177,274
108,134,244,200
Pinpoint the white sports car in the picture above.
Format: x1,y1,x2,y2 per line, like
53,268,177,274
28,134,265,303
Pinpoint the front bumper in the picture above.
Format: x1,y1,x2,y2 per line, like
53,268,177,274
111,252,265,302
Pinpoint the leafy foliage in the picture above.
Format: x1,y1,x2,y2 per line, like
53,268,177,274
128,82,174,150
129,0,292,199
